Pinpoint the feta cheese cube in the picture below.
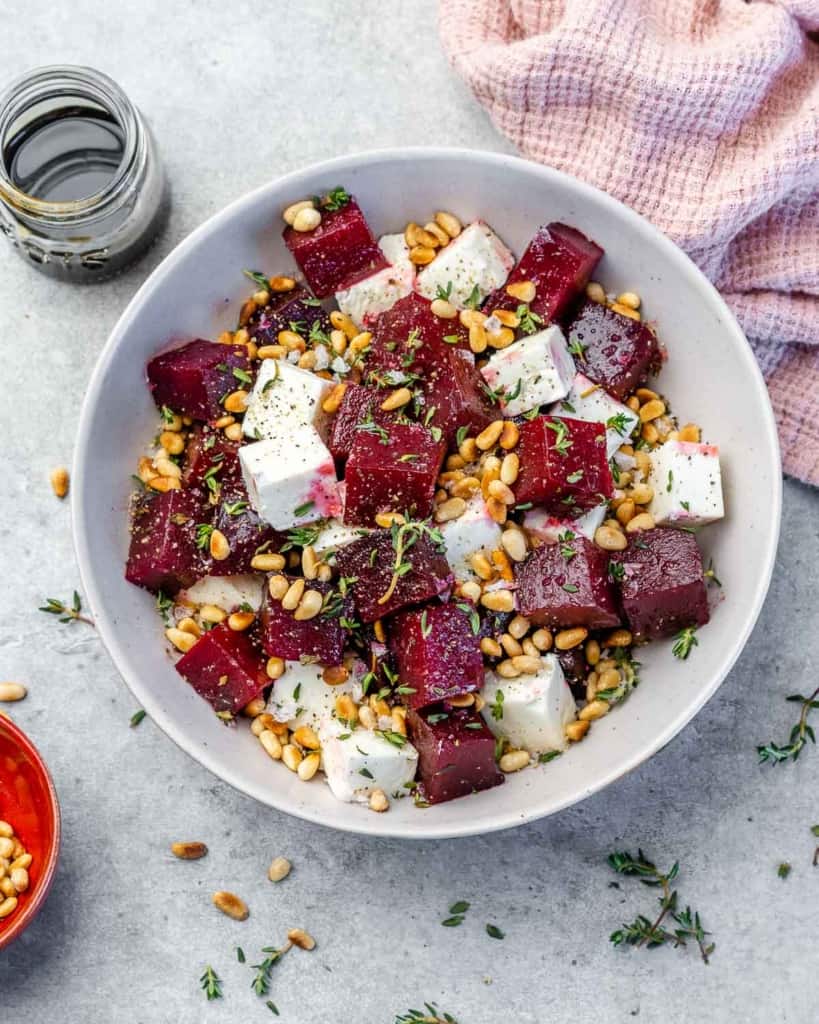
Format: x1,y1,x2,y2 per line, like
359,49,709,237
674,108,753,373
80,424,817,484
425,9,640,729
318,720,418,803
552,372,639,456
523,503,606,543
266,659,363,728
242,359,329,442
480,654,576,754
239,426,341,530
178,574,264,613
312,518,371,560
480,324,575,417
439,494,503,580
416,221,515,309
334,234,415,324
647,440,725,526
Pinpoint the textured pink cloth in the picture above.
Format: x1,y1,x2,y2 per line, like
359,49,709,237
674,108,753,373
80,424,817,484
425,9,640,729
439,0,819,484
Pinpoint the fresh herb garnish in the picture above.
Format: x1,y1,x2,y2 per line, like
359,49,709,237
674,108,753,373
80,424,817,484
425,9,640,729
455,601,480,635
358,767,374,779
309,319,331,345
561,582,579,593
233,366,253,385
538,750,562,764
156,589,173,624
236,947,246,963
545,418,572,456
704,559,722,587
568,337,586,360
130,709,146,728
757,685,819,766
606,411,633,436
223,499,249,516
293,500,315,518
243,268,270,291
777,862,792,879
671,627,698,660
38,591,94,626
194,523,215,549
489,690,504,721
464,284,481,309
515,303,543,335
666,469,674,493
486,923,505,940
441,900,470,927
399,453,419,463
160,405,176,424
435,282,453,302
608,560,625,583
420,609,432,638
455,426,469,449
251,946,287,997
281,523,323,552
394,1004,458,1024
377,519,444,606
200,965,223,1000
322,186,351,211
566,469,584,484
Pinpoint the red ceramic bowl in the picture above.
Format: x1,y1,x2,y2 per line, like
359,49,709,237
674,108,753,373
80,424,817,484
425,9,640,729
0,716,60,949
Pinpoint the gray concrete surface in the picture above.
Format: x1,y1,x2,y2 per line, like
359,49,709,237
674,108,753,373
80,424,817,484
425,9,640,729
0,2,817,1021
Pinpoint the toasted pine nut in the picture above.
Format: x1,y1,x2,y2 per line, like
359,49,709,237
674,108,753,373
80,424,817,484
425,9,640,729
579,699,610,722
228,611,255,631
487,479,516,505
358,705,377,730
0,896,18,919
293,207,321,232
292,725,320,751
282,579,306,611
268,574,289,601
447,693,475,709
585,639,601,666
251,714,271,737
335,693,358,723
626,512,655,533
322,382,347,414
298,752,321,781
223,389,249,414
269,275,296,292
641,423,659,445
459,437,479,461
434,497,466,523
585,281,606,303
259,730,283,760
283,199,315,226
505,614,529,640
434,210,462,238
500,633,523,657
597,668,621,692
328,310,358,340
251,552,286,572
486,497,507,524
555,627,589,651
171,841,208,860
212,415,235,429
565,720,591,742
349,331,372,354
491,548,513,581
288,926,317,950
148,476,181,493
50,466,70,498
369,789,390,812
409,245,436,266
294,589,323,621
678,423,701,442
639,398,665,423
278,329,305,350
512,654,541,674
630,483,654,505
298,350,318,370
321,665,348,686
404,222,421,247
496,659,521,679
414,226,442,249
459,580,482,603
615,499,636,526
499,421,520,450
282,744,303,772
177,616,201,638
0,876,13,898
470,551,494,581
594,525,627,551
500,452,519,486
153,456,182,480
268,857,292,882
476,420,504,451
380,387,412,411
521,638,539,658
0,838,13,858
493,308,520,328
480,637,502,657
451,476,481,499
225,422,243,441
166,628,197,654
10,867,28,893
468,322,487,354
10,853,31,871
430,298,458,319
264,656,284,682
500,529,527,563
330,329,347,355
212,891,249,921
207,528,230,562
374,510,405,528
611,302,641,320
506,280,536,303
499,749,529,773
617,291,641,310
0,822,12,839
243,697,266,718
605,628,633,648
459,308,486,328
317,564,333,583
0,682,27,702
301,546,319,581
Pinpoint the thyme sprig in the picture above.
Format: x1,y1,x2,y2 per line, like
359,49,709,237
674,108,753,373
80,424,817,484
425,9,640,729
377,519,444,606
608,850,714,963
757,685,819,765
38,591,95,627
395,1004,458,1024
251,945,288,997
672,626,698,660
200,965,223,1000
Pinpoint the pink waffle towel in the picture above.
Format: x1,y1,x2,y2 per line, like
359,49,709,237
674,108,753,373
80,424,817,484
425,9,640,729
439,0,819,484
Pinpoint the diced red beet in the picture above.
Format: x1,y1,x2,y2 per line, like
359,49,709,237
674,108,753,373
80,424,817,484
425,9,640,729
210,496,283,574
421,349,495,444
175,622,268,714
327,383,396,463
516,535,620,629
557,646,590,701
183,428,244,493
283,198,387,298
248,284,331,348
613,528,710,640
343,421,446,526
260,576,349,665
515,415,613,516
565,301,661,399
125,488,209,593
487,222,602,323
146,340,252,422
366,293,469,375
389,603,483,710
335,528,453,623
407,707,504,805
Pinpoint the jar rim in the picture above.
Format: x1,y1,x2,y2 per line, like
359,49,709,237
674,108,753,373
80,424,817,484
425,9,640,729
0,64,140,222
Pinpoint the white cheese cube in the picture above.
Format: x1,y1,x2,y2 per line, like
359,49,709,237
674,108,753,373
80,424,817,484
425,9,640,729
416,221,515,309
266,659,363,728
439,494,503,580
647,440,725,526
239,426,341,530
318,720,418,803
523,503,606,543
335,234,415,325
178,574,264,613
480,324,575,417
480,654,576,754
552,372,639,457
312,518,371,560
242,359,329,442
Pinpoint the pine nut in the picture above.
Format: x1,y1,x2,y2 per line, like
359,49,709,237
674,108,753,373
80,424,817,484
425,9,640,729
268,856,292,882
243,697,266,718
166,628,198,653
447,693,475,710
586,672,599,702
434,497,466,523
459,308,486,328
451,476,481,498
316,666,346,688
594,525,627,551
499,749,529,773
10,867,28,893
480,637,502,657
322,382,347,414
626,512,655,533
358,706,377,730
224,422,243,441
521,638,539,657
349,331,372,355
269,275,296,292
0,876,13,898
380,387,412,411
470,551,494,580
292,725,320,751
212,891,249,920
459,580,482,603
404,222,421,247
266,656,285,680
298,350,318,370
630,483,654,505
334,694,358,723
259,730,283,760
492,548,513,581
579,699,610,722
506,279,537,303
459,437,479,461
10,853,31,871
555,627,589,650
278,329,305,350
500,633,523,657
468,322,488,353
288,927,316,950
585,281,606,303
616,291,641,310
293,207,321,232
500,452,519,486
605,629,633,648
300,546,319,581
154,456,182,479
213,415,235,429
283,199,315,226
251,553,286,572
369,789,389,812
498,422,520,451
496,659,521,679
228,611,255,631
282,744,303,772
409,245,436,265
209,529,231,561
616,500,636,525
641,423,659,445
224,389,249,413
430,298,458,319
434,210,462,238
639,398,665,423
510,654,539,674
597,668,621,692
282,579,306,610
486,497,507,524
294,589,323,621
0,822,12,839
488,479,515,505
611,302,641,321
678,423,701,442
0,838,13,859
0,896,18,919
414,226,442,248
391,707,408,734
50,466,70,498
565,720,591,742
500,529,527,564
502,614,527,641
493,308,520,328
177,616,201,637
317,563,333,583
476,420,504,451
266,575,288,602
297,752,321,781
171,841,208,860
586,639,601,666
0,682,27,702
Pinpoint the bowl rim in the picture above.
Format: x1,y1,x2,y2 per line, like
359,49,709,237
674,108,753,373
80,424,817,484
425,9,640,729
71,146,782,839
0,715,61,949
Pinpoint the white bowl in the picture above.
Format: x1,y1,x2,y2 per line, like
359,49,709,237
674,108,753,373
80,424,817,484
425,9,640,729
73,148,781,839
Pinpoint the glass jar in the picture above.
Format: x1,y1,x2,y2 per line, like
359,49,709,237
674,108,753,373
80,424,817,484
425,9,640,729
0,65,168,281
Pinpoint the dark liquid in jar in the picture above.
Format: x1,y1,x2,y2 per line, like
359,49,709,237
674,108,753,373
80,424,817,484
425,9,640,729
3,105,124,202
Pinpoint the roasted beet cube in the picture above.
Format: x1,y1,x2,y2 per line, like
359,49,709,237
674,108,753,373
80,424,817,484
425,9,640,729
327,383,395,462
557,646,590,701
390,603,483,710
516,535,620,629
283,198,387,297
421,349,495,444
565,301,661,399
515,415,613,516
343,421,446,526
125,488,208,593
260,576,349,665
248,284,331,348
183,428,244,493
335,528,453,623
146,340,252,422
408,707,504,805
487,222,602,322
614,528,709,640
210,495,282,574
366,292,470,375
175,622,268,714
